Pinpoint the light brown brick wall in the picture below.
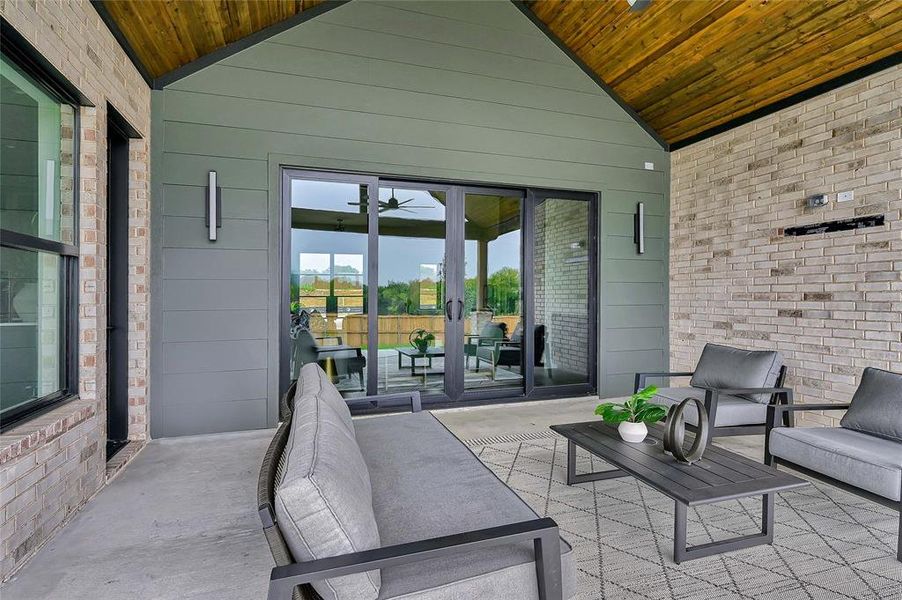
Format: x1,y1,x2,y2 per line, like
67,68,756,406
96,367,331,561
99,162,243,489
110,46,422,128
0,0,151,580
670,64,902,427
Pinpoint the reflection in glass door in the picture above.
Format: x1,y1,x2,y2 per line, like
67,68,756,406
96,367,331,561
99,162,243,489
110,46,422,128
376,186,448,396
462,191,523,393
288,177,372,398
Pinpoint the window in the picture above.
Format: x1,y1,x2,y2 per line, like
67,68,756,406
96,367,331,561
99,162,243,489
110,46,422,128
297,252,365,315
1,51,78,429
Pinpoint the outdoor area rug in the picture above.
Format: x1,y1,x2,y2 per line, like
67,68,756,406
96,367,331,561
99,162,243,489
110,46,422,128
466,432,901,600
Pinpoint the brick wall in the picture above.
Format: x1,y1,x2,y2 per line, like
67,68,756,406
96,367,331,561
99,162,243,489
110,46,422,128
0,0,151,580
670,64,901,426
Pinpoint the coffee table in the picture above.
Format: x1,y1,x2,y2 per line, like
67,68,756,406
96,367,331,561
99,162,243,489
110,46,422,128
396,347,445,385
550,420,808,563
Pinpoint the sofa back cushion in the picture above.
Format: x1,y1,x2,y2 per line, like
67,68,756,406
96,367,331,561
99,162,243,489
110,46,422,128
297,363,354,431
690,343,784,403
840,367,902,442
275,380,380,600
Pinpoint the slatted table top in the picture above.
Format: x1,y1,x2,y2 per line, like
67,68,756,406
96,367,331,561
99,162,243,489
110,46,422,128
551,421,808,506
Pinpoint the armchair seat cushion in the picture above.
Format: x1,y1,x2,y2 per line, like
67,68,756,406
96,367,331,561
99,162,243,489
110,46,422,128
354,411,576,599
655,387,767,427
769,427,902,501
689,343,784,403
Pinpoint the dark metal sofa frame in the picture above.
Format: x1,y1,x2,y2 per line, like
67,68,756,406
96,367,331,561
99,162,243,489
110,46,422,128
764,402,902,561
635,366,792,444
259,381,565,600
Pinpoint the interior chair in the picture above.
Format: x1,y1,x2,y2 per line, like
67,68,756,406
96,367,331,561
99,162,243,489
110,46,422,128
464,322,505,370
475,323,546,380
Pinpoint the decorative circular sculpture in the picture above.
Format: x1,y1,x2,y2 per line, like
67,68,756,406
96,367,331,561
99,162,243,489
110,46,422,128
663,398,709,464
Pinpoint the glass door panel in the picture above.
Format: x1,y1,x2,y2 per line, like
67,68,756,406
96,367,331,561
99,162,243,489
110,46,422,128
533,197,593,387
289,179,370,398
462,192,524,393
377,186,448,395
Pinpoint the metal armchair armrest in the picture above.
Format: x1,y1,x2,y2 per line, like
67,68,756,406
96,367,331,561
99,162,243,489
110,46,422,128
634,371,695,392
315,335,343,345
267,517,562,600
693,385,794,400
765,402,851,429
344,391,422,413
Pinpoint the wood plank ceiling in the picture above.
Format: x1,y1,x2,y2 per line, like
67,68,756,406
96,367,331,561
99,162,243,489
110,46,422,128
100,0,901,146
528,0,902,145
100,0,323,79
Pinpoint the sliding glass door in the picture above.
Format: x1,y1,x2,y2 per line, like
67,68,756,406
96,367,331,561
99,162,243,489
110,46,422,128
282,169,595,404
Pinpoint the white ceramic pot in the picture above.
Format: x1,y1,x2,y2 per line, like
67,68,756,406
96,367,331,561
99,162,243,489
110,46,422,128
618,421,648,443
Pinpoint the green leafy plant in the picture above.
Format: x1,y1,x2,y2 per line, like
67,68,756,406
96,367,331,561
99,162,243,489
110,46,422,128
410,328,436,353
594,386,667,424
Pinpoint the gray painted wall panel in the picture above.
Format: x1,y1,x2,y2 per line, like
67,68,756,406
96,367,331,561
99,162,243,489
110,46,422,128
163,279,268,311
151,0,668,436
162,340,268,374
163,248,268,280
163,184,268,220
169,66,651,147
162,310,268,342
161,370,268,405
215,43,632,123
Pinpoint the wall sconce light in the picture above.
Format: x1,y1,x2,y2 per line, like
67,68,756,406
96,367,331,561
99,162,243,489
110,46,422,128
634,202,645,254
205,170,221,241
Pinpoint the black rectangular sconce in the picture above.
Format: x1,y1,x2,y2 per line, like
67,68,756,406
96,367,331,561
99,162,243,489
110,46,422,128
205,170,221,241
634,202,645,254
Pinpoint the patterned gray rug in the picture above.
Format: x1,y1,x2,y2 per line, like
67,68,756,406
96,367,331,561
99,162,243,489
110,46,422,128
466,432,901,600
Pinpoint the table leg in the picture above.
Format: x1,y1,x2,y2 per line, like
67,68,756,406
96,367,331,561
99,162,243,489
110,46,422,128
673,493,775,564
565,440,627,485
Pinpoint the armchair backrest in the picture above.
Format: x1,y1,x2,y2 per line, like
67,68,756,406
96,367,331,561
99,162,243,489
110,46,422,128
840,367,902,442
479,322,505,340
690,343,784,403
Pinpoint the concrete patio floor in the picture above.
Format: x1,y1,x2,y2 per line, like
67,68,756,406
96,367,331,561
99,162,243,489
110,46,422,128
1,396,763,599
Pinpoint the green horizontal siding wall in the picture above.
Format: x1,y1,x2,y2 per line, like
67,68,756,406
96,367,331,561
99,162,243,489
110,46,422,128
150,0,669,437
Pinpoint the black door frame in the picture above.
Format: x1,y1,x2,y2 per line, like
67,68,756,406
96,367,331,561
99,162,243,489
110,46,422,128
280,167,598,407
105,104,140,459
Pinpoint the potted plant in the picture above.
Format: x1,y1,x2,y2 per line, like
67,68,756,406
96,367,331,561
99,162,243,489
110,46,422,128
410,328,436,354
594,386,667,443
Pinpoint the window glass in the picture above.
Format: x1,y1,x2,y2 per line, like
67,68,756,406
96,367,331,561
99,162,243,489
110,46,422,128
0,247,65,419
0,54,76,243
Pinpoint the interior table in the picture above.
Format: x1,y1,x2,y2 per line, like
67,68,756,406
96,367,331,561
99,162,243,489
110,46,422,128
550,420,808,563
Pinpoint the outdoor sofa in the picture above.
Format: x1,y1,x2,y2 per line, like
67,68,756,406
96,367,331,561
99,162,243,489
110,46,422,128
257,363,575,600
635,343,792,444
765,367,902,560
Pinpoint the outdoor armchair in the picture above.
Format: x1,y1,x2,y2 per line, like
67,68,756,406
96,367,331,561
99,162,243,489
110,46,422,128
764,367,902,560
464,322,505,369
635,343,791,444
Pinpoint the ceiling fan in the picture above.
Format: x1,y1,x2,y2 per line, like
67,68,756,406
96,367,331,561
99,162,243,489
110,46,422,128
347,189,432,213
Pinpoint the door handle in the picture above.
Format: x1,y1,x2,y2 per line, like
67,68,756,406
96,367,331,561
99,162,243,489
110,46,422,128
457,299,464,320
445,299,453,320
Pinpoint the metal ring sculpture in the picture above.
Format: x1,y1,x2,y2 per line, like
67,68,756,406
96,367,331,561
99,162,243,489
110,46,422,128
663,398,709,465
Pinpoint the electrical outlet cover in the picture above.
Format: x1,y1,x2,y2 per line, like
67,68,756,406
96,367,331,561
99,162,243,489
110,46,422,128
837,190,854,202
644,162,654,170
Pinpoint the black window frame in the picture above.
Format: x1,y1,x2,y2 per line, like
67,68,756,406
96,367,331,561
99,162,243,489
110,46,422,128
1,19,84,432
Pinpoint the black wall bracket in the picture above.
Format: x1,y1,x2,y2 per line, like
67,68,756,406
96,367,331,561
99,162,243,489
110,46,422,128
784,214,885,237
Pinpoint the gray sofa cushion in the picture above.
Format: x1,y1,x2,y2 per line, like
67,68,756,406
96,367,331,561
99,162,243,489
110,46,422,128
840,367,902,442
655,387,767,427
690,343,783,403
354,412,576,600
769,427,902,501
297,363,355,432
275,385,380,600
